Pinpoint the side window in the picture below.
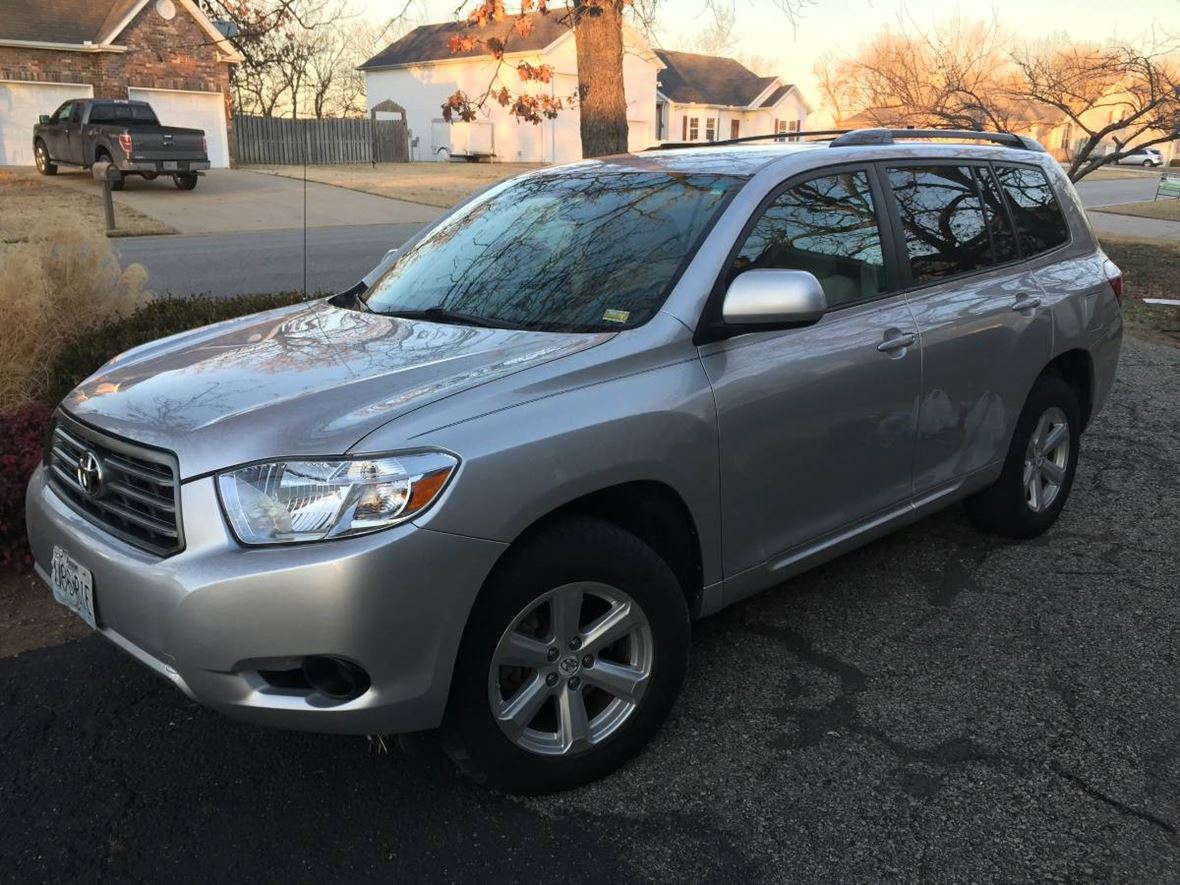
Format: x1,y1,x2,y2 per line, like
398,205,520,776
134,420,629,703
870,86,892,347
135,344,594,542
887,165,992,283
735,169,888,309
974,167,1021,264
993,165,1070,255
50,102,72,124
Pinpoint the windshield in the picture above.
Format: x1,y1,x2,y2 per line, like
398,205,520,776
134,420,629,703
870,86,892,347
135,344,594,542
363,167,742,333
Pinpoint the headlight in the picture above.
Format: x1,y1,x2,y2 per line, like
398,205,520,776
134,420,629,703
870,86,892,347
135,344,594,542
217,451,458,545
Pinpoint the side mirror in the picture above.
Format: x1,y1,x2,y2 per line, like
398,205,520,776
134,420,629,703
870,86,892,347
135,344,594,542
39,115,50,124
721,269,827,328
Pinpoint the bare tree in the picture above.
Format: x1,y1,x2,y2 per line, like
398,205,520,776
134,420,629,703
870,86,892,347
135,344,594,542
1011,41,1180,180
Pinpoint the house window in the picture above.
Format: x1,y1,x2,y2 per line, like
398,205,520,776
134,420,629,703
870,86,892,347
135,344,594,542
656,102,665,140
787,119,800,141
730,119,740,139
689,117,700,141
705,118,716,142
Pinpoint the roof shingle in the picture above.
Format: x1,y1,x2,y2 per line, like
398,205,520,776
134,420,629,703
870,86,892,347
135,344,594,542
0,0,126,43
361,9,572,70
655,49,784,108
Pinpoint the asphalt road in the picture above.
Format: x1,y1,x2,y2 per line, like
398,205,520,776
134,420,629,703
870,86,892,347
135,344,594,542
114,222,427,298
2,334,1178,883
1073,172,1161,208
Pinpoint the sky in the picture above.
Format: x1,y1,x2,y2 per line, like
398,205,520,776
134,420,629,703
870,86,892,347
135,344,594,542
354,0,1178,116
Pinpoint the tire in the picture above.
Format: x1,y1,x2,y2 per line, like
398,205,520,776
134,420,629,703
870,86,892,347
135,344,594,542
34,140,57,175
965,374,1080,539
173,173,198,190
141,171,158,181
1144,160,1153,167
443,516,690,794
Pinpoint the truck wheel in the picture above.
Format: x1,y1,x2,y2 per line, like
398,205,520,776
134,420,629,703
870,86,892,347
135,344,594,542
34,141,57,175
965,374,1080,539
173,173,198,190
442,516,690,794
141,172,158,181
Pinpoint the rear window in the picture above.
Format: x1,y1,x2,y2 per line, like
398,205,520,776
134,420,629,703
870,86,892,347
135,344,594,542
88,103,159,125
993,165,1070,255
887,165,993,283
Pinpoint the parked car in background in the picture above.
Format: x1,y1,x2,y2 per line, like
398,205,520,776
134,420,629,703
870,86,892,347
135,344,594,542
33,98,209,190
1114,147,1164,167
27,129,1123,794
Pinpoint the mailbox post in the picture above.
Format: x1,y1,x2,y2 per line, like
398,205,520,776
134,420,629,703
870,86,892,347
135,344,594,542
92,160,120,234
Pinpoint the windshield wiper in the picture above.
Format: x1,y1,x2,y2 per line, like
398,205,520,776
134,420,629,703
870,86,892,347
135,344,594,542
380,306,512,329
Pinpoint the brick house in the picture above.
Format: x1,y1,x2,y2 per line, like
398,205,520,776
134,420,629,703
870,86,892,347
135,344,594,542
0,0,240,166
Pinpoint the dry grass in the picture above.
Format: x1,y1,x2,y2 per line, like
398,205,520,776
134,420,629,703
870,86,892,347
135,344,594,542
0,212,150,411
1100,236,1180,348
1081,166,1165,182
1091,199,1180,223
0,169,174,242
247,161,540,208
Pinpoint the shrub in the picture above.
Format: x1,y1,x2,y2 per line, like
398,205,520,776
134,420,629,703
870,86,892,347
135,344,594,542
0,212,148,412
45,291,310,406
0,403,52,569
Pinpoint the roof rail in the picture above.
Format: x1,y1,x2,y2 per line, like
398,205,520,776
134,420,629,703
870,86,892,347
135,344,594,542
829,128,1047,152
650,127,1046,153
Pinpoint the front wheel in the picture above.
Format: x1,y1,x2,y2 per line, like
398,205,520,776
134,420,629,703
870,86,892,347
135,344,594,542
443,516,689,794
34,141,57,175
965,374,1080,539
173,173,198,190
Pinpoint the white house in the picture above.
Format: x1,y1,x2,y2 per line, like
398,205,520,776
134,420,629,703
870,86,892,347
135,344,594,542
360,10,662,164
654,50,811,144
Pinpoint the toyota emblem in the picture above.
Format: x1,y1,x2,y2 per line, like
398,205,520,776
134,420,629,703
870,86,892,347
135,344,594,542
76,451,104,498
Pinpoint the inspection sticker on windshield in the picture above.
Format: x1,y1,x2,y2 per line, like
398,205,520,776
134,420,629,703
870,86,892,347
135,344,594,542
602,309,630,324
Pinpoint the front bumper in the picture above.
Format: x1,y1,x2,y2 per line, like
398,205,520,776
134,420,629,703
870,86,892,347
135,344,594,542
25,466,506,734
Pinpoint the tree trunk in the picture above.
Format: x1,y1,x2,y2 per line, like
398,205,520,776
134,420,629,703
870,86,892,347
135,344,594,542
573,0,629,158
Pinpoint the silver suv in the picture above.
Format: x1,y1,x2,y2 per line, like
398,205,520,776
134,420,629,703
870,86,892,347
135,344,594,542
27,129,1123,793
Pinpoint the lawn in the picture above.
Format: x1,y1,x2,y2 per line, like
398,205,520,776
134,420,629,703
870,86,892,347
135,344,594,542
246,161,540,208
1100,236,1180,348
1081,166,1165,182
0,168,174,241
1092,198,1180,222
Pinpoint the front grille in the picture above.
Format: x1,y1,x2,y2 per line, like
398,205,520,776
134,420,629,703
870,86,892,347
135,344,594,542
45,415,183,556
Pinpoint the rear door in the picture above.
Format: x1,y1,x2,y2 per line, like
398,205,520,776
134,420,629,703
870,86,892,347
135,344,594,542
880,161,1053,495
699,166,921,581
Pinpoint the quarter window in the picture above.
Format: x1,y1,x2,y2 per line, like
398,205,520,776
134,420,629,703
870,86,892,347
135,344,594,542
887,165,993,283
734,170,887,308
993,165,1070,256
974,167,1021,263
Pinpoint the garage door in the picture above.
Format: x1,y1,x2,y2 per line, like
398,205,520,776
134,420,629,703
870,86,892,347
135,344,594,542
0,81,93,165
128,87,229,168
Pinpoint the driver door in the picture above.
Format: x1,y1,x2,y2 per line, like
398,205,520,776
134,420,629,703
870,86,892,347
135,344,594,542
698,166,921,589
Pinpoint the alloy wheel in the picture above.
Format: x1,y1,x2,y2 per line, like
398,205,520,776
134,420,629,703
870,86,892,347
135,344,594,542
487,582,653,756
1023,406,1070,512
35,145,45,172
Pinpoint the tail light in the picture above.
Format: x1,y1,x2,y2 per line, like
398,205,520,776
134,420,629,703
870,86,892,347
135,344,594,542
202,135,208,153
1102,257,1123,307
118,131,133,154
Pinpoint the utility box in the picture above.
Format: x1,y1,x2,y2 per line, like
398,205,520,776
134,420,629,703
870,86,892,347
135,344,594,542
430,120,494,161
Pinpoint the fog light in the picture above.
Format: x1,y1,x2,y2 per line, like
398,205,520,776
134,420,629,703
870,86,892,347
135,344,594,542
302,656,371,701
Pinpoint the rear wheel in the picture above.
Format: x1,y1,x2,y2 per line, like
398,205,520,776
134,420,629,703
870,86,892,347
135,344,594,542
1143,159,1154,167
34,140,56,175
965,374,1080,539
443,516,690,794
173,173,198,190
141,171,158,181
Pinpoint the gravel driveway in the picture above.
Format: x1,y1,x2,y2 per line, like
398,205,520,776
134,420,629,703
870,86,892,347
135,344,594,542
2,336,1177,884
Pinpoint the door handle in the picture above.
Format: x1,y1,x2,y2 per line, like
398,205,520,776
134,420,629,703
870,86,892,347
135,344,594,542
877,331,916,353
1012,294,1042,313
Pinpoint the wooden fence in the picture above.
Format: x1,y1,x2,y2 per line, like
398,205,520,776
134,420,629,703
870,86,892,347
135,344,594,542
233,115,409,165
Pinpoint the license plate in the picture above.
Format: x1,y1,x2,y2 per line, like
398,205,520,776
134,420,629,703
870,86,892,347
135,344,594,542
162,161,178,171
50,546,97,630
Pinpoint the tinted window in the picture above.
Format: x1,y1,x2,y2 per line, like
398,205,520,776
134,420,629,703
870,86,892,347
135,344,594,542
994,165,1070,255
49,102,72,124
734,170,887,308
975,167,1020,263
88,103,159,124
888,166,992,283
365,169,740,333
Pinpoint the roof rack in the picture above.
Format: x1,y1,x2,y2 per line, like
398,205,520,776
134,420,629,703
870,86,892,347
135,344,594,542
651,127,1046,153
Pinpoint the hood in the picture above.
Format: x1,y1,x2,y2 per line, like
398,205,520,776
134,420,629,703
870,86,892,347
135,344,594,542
65,301,609,478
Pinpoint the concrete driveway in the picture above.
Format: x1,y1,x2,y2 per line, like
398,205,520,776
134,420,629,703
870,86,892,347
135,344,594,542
52,168,440,234
3,335,1178,882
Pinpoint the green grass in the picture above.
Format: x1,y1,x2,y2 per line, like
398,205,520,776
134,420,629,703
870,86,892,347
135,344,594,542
45,291,312,405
